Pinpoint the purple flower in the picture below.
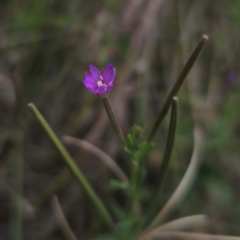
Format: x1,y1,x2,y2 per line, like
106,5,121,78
83,64,116,95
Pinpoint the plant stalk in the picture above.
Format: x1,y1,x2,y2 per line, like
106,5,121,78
146,97,178,223
155,97,178,198
28,103,116,232
147,35,208,143
102,96,126,146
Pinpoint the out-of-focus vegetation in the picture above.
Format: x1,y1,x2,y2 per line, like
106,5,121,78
1,0,240,239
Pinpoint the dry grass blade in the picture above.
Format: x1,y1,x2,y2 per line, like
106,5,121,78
62,136,128,184
150,215,209,232
144,125,204,232
143,231,240,240
51,195,78,240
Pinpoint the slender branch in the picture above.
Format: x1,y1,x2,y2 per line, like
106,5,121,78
28,103,116,232
102,96,126,146
51,196,78,240
147,35,208,143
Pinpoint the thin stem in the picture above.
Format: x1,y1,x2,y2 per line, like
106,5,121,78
153,97,178,202
129,162,139,220
142,97,178,228
102,96,126,146
147,35,208,143
28,103,116,232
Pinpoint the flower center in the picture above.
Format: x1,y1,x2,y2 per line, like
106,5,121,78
97,75,107,89
97,80,103,87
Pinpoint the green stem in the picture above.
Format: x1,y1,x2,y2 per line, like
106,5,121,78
147,97,178,221
129,162,138,219
147,35,208,143
155,97,178,195
102,97,126,146
28,103,116,231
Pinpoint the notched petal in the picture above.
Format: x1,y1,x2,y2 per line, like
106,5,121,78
83,80,97,94
102,64,116,84
84,72,95,83
89,64,100,82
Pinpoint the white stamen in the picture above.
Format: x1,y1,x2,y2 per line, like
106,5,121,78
97,81,103,87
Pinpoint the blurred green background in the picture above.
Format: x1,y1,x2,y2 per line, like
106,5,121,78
1,0,240,239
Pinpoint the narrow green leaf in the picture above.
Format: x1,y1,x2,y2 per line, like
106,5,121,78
151,97,178,210
28,103,116,231
110,180,129,190
147,35,208,143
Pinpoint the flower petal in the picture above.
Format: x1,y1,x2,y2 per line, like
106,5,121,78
83,80,97,94
96,85,108,95
106,84,114,93
89,64,100,82
102,64,116,84
84,72,95,83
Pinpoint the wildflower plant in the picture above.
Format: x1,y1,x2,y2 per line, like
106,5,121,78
28,34,240,239
83,64,116,96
